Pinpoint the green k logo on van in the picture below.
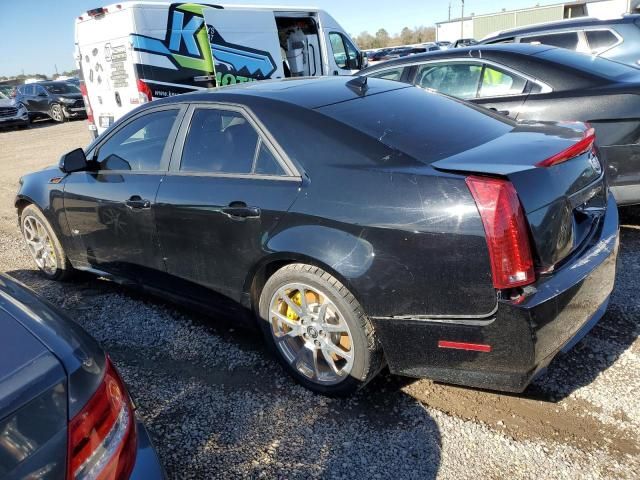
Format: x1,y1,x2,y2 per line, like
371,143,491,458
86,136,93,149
131,3,277,82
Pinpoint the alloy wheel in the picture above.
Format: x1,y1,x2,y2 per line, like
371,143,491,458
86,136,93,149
269,283,355,385
50,104,63,122
22,215,58,275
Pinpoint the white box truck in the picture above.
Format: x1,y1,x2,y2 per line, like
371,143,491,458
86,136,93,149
74,2,365,136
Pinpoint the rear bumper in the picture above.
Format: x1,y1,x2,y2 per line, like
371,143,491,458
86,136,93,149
130,419,166,479
372,194,619,392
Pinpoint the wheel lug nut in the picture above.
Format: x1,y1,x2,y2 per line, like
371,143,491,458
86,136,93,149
314,340,321,347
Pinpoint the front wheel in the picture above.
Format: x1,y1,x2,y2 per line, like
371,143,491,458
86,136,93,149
258,264,384,396
49,103,66,122
20,204,74,280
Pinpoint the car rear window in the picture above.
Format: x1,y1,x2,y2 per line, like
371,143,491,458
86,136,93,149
585,30,619,53
535,48,638,81
317,86,513,164
521,32,579,50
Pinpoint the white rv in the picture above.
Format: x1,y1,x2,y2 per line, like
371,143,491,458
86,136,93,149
74,2,365,136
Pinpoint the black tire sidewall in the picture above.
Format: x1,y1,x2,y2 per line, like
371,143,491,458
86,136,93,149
21,205,69,280
258,266,371,396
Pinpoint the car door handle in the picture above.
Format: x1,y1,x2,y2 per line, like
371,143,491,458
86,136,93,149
489,107,510,116
222,201,261,219
125,196,151,209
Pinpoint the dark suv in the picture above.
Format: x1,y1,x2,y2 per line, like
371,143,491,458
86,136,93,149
16,81,86,123
480,14,640,67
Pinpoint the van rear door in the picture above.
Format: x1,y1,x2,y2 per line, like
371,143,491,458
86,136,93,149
203,8,284,85
76,7,139,134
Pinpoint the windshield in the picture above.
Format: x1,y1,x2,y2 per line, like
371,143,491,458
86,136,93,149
537,48,639,81
44,83,80,94
0,92,7,99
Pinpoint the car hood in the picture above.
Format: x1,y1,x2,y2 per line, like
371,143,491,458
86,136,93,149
58,93,82,101
0,98,18,108
0,274,105,417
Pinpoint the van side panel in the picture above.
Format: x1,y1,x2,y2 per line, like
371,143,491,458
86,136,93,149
132,4,216,98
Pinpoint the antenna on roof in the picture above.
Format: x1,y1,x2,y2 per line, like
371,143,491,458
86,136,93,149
346,76,368,95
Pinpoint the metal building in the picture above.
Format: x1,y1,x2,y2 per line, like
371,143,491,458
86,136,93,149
436,0,638,42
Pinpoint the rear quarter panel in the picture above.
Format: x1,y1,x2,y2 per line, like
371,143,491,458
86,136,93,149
252,100,496,318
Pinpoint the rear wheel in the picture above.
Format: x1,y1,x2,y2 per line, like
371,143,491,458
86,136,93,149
258,264,383,396
49,103,65,122
20,204,74,280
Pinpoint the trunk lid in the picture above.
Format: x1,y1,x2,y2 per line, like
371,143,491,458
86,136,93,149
433,121,607,271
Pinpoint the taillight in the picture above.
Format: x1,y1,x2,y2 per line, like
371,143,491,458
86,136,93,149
67,357,136,480
536,127,595,167
79,82,95,127
136,79,153,104
466,176,535,290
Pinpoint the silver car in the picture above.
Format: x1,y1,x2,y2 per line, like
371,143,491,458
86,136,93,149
0,92,29,129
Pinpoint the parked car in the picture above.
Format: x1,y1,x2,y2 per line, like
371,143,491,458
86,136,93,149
480,14,640,67
436,40,452,49
453,37,477,47
0,91,30,129
16,81,86,123
0,273,164,479
17,76,618,396
65,77,81,87
359,43,640,205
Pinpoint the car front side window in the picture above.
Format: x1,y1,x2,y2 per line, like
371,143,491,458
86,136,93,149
414,62,482,100
95,109,179,171
180,108,285,176
330,32,359,70
369,67,405,82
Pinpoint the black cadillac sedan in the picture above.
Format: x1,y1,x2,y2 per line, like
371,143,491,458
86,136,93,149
16,77,618,396
359,43,640,206
0,274,164,479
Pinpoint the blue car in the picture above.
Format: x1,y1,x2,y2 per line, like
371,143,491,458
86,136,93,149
0,274,164,479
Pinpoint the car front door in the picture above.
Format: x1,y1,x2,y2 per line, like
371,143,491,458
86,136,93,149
154,104,301,309
33,85,50,114
409,61,530,119
62,105,184,282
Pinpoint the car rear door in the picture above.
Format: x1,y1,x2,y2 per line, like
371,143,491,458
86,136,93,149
63,104,185,283
203,8,283,83
154,103,301,308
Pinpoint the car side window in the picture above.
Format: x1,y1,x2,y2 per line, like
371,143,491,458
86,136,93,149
181,108,285,176
478,66,527,98
585,30,618,53
520,32,579,50
24,85,34,95
414,62,482,100
330,32,358,70
369,67,405,82
35,86,46,96
96,109,179,171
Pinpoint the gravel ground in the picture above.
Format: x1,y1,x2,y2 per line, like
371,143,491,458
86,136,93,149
1,120,639,479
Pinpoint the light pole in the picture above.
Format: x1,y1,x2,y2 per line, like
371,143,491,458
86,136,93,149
461,0,465,38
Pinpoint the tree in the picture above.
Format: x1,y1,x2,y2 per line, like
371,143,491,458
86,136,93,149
374,28,390,48
400,27,414,45
355,31,375,50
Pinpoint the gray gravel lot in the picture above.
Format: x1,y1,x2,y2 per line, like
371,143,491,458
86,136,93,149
1,120,639,479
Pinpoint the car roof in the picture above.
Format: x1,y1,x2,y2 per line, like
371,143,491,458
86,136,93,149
359,43,556,72
482,13,640,41
158,76,410,110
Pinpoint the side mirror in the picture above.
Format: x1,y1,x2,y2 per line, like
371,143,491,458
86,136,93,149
59,148,88,173
358,51,368,70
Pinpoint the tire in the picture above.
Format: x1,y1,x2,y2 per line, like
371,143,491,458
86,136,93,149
20,204,75,280
49,103,66,122
258,263,384,396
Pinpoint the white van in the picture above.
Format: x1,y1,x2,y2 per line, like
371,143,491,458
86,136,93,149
74,2,365,136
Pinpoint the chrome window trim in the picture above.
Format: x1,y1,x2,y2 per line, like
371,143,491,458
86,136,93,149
170,101,302,181
365,57,553,95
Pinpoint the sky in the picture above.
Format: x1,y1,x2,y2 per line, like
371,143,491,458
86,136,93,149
0,0,561,77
